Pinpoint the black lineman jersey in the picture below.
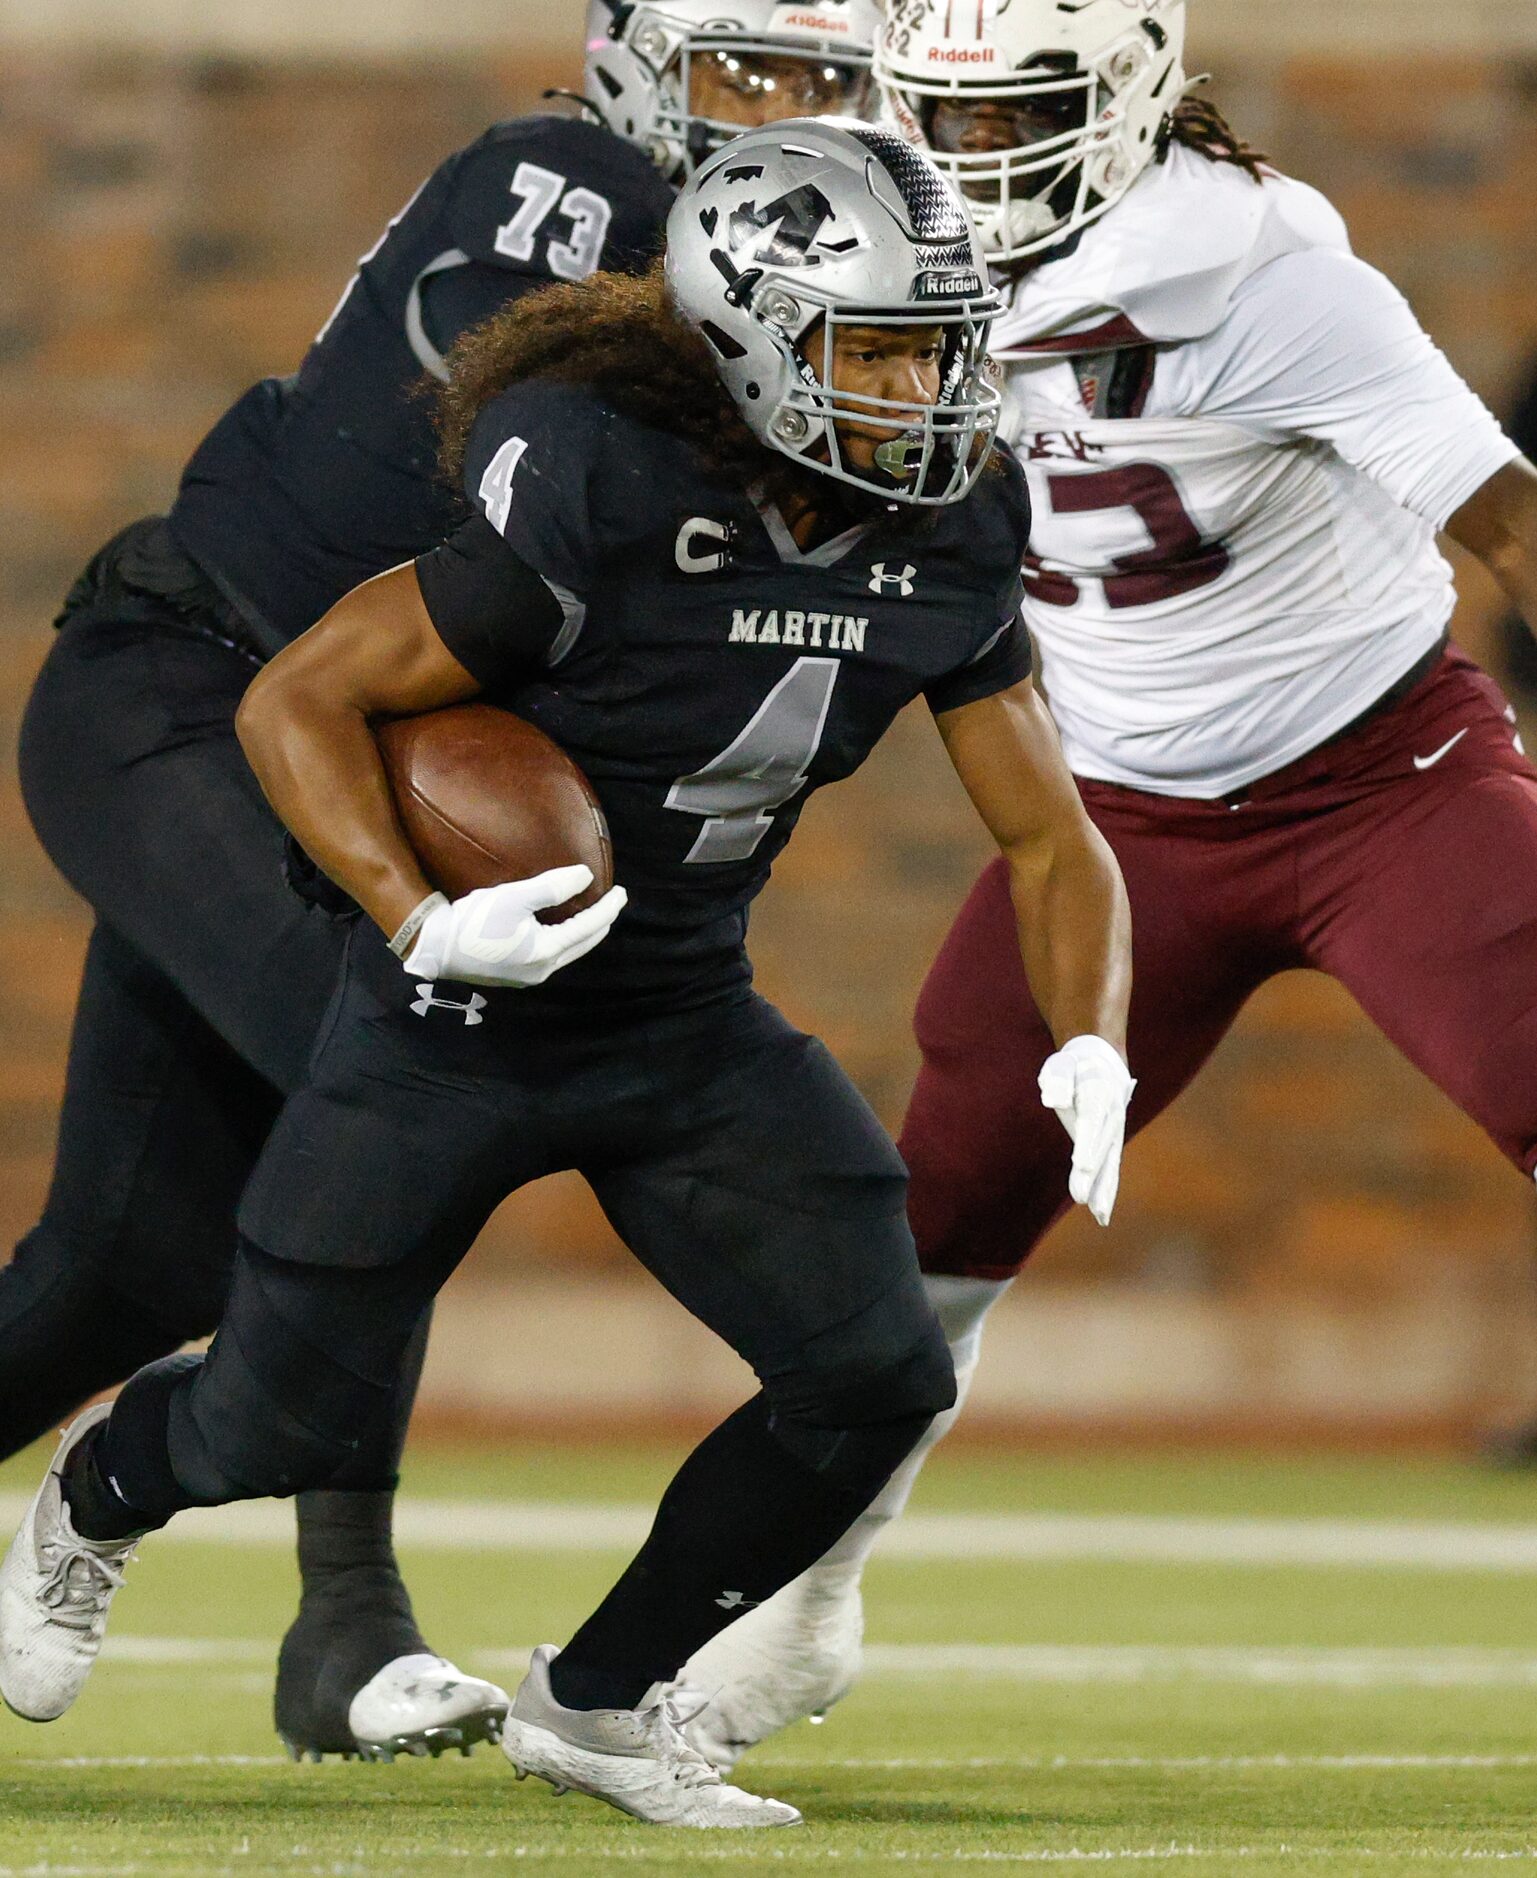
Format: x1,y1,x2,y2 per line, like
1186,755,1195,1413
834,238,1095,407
169,116,673,653
414,377,1034,1007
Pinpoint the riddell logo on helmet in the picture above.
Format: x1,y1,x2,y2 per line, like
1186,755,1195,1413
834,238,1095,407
775,10,852,30
926,44,999,62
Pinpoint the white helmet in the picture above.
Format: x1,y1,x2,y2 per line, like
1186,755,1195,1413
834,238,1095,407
666,117,1003,505
876,0,1186,264
584,0,881,182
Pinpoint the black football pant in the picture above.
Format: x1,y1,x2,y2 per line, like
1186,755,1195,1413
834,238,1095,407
9,575,425,1486
93,938,953,1680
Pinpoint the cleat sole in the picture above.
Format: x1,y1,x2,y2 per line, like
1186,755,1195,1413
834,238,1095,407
352,1706,507,1765
283,1707,505,1766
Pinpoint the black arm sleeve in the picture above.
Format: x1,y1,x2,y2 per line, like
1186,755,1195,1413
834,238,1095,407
414,512,567,691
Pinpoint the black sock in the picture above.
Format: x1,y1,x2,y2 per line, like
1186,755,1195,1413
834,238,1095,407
549,1396,879,1713
62,1428,151,1542
293,1489,425,1645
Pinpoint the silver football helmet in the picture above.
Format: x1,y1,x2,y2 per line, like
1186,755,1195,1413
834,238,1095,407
876,0,1187,263
584,0,880,182
666,118,1003,505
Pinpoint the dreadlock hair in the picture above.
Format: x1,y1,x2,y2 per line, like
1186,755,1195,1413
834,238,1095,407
1163,94,1271,184
436,258,778,494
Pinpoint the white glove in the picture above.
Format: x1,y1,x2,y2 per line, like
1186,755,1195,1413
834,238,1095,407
399,866,627,988
1038,1034,1136,1228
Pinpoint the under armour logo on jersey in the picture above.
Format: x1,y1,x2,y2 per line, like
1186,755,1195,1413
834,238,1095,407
410,985,487,1026
869,562,917,598
715,1589,761,1612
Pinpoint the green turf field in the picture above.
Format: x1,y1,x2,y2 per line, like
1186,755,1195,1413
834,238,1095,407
2,1436,1536,1875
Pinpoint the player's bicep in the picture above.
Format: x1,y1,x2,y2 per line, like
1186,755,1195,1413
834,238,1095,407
249,563,482,727
935,679,1093,859
1212,251,1517,526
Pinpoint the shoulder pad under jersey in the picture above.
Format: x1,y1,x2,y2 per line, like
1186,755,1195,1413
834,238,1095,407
445,114,674,279
465,376,684,591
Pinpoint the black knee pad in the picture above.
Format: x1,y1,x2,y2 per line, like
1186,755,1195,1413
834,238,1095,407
103,1343,343,1519
99,1244,405,1515
170,1244,401,1503
763,1316,957,1495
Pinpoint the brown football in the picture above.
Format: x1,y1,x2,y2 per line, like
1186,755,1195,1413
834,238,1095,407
376,703,612,922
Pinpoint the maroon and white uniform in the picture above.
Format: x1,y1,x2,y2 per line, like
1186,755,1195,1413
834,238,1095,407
903,146,1533,1280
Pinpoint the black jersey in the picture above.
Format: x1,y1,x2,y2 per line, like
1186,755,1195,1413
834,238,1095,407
414,377,1033,1008
168,116,673,654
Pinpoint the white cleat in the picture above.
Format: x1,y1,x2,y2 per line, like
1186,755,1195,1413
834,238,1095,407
347,1653,510,1761
500,1645,801,1828
0,1403,140,1722
675,1572,864,1773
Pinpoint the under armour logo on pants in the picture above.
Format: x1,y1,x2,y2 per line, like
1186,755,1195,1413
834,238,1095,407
410,986,487,1026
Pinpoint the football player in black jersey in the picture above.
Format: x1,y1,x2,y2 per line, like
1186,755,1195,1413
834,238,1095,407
1,122,1132,1827
7,2,878,1761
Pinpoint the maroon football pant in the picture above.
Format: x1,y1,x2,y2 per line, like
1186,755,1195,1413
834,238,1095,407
902,649,1537,1281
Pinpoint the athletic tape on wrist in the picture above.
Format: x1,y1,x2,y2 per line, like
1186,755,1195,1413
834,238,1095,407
389,892,449,960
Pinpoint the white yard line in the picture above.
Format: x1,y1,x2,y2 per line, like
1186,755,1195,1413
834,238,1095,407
114,1847,1532,1866
760,1754,1537,1772
13,1748,1537,1775
9,1754,288,1768
0,1494,1535,1572
476,1640,1537,1688
75,1637,1537,1689
3,1858,1537,1874
851,1644,1537,1687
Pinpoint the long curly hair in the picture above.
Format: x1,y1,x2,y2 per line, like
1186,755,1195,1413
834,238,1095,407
434,260,996,519
436,260,780,495
1165,95,1271,182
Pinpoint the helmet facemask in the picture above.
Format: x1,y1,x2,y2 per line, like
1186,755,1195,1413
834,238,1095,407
669,37,874,173
878,14,1183,264
757,287,1001,505
592,5,874,181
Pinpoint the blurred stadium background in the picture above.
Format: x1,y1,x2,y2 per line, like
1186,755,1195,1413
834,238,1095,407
2,0,1537,1450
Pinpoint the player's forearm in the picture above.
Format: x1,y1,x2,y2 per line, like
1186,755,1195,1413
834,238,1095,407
937,685,1132,1057
1004,824,1132,1057
236,672,435,940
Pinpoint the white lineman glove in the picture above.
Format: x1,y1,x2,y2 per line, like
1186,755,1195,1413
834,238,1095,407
398,866,627,988
1038,1034,1136,1228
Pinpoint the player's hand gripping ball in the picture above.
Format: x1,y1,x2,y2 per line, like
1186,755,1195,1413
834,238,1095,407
376,703,625,988
1038,1035,1136,1227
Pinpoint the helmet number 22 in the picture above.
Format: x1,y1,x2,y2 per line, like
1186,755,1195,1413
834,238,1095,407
666,657,841,864
495,162,613,283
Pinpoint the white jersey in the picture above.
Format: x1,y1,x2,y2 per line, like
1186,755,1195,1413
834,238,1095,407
993,146,1519,798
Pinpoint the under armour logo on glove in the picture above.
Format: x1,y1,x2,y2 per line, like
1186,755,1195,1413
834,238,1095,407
714,1589,761,1611
869,562,916,598
410,986,488,1026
